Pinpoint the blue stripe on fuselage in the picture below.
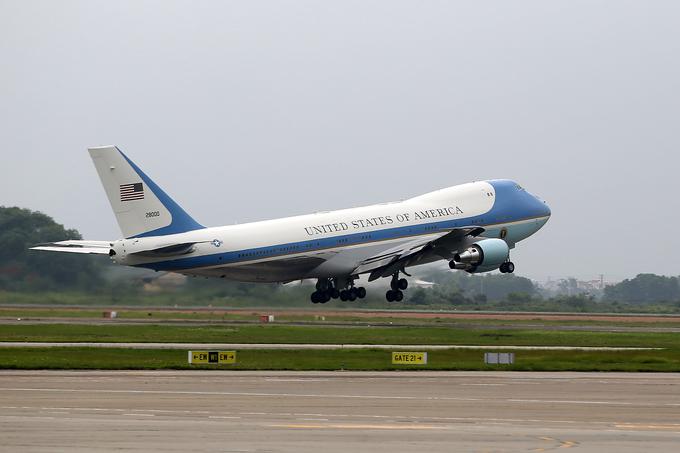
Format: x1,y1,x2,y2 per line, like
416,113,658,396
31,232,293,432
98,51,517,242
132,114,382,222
135,179,550,272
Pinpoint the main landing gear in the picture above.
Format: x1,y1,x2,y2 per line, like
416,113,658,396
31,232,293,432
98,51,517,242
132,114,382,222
310,278,366,304
499,261,515,274
385,273,408,302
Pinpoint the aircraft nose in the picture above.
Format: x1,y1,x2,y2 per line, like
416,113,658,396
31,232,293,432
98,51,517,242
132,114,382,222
529,192,551,218
537,197,551,218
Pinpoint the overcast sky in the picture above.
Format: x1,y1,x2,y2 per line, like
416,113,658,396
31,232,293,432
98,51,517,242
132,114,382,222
2,1,679,281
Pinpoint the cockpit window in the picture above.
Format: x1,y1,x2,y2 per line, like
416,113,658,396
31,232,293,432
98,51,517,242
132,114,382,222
515,184,525,191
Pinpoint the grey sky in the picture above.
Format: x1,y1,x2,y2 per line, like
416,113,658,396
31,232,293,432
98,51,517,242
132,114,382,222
1,1,679,281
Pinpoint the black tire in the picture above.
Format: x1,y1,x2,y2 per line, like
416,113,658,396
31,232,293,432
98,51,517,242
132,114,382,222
357,287,366,299
499,263,507,273
348,291,357,302
506,262,515,273
398,278,408,290
340,290,349,301
310,292,319,303
330,288,340,299
394,290,404,302
386,290,395,302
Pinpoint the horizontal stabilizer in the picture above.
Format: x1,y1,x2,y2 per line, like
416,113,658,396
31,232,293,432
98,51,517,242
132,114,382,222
30,240,112,255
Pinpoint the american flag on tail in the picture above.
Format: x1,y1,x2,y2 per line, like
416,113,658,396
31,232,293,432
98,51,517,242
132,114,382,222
120,182,144,202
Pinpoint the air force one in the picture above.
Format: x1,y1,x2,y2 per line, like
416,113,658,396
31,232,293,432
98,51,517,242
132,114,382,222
32,146,551,303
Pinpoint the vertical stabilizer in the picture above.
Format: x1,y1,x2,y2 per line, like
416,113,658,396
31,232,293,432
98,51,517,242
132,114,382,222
88,146,204,238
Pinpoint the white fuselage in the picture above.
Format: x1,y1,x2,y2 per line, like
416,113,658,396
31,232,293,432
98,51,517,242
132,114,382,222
111,180,550,282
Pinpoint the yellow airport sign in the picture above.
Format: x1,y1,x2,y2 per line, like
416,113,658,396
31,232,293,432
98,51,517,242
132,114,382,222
391,352,428,365
188,350,236,364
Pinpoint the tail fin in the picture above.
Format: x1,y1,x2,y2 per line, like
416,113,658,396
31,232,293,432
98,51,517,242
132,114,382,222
88,146,204,238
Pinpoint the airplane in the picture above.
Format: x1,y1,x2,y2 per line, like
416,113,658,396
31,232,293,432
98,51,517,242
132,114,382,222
32,146,551,303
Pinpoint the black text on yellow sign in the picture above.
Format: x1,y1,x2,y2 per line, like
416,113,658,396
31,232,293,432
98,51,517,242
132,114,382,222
188,351,237,364
391,352,428,365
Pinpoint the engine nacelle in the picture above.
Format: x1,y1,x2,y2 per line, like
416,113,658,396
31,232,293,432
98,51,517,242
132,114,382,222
451,238,509,273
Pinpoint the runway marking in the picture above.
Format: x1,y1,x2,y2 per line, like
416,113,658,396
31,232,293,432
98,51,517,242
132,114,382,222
265,378,331,382
270,423,450,430
615,423,680,432
532,437,577,451
123,413,154,417
508,398,634,406
209,416,241,419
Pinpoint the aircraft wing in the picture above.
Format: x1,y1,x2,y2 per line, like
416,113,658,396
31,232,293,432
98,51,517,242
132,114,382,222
353,226,484,281
30,240,112,255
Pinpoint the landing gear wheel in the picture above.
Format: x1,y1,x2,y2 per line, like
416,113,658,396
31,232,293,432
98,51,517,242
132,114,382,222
330,288,340,299
339,290,349,301
394,290,404,302
386,290,395,302
310,292,320,303
348,289,357,302
499,263,507,273
505,262,515,273
397,278,408,290
356,287,367,299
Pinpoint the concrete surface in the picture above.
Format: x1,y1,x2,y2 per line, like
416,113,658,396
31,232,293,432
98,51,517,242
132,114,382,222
1,371,679,452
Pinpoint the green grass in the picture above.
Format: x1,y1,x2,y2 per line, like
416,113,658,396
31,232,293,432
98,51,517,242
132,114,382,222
1,347,680,371
2,323,680,348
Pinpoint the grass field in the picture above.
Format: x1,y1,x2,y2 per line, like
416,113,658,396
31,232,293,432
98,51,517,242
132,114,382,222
1,347,679,372
3,321,680,371
2,323,680,348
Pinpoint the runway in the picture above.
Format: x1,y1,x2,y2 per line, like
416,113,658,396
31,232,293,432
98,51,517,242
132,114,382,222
1,371,679,452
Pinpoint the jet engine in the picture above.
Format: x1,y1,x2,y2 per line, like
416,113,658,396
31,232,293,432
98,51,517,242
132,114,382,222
449,238,509,273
